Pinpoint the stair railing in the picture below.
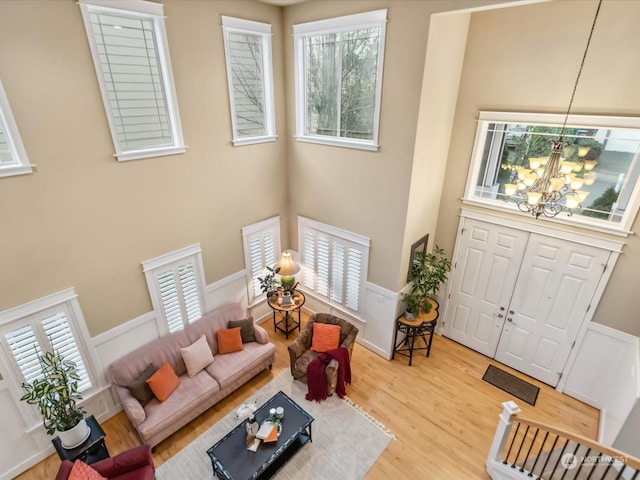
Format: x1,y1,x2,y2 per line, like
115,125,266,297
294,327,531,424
487,401,640,480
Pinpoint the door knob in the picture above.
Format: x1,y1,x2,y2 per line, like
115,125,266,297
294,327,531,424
499,307,505,311
509,310,514,314
496,313,503,318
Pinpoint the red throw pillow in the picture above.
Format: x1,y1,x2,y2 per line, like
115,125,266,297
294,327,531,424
68,460,107,480
311,323,341,352
146,361,180,402
217,327,244,354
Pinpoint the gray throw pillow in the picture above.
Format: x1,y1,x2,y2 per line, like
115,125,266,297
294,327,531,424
126,363,157,406
228,317,256,343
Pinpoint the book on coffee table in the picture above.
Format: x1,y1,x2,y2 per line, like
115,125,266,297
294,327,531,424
256,421,277,441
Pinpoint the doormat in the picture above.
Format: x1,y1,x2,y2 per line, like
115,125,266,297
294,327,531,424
482,365,540,406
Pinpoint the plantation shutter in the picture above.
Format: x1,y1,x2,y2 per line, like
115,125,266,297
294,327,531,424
298,218,369,315
156,261,203,333
0,123,16,166
4,311,92,392
247,229,277,299
4,325,43,385
345,246,362,310
41,312,92,392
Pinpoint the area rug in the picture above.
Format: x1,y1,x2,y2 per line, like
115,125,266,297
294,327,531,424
156,371,394,480
482,364,540,406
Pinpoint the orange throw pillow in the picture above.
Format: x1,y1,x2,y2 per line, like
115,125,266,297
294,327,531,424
217,327,244,354
146,361,180,402
68,460,107,480
311,323,341,352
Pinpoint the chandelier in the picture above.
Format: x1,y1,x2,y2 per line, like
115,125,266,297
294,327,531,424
503,0,602,219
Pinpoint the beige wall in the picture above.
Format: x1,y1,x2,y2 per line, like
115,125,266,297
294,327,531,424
436,0,640,335
0,0,287,335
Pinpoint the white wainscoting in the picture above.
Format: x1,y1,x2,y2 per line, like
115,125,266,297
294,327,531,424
561,322,639,446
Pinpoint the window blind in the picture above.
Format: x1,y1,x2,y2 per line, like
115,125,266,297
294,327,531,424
88,11,172,152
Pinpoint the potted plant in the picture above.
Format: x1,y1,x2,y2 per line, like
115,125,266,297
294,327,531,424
20,349,90,448
258,265,281,299
401,292,421,320
404,245,451,315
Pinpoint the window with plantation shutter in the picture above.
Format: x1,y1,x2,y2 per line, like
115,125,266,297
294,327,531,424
298,216,370,315
222,16,276,146
0,79,32,178
143,245,207,334
79,0,185,161
0,290,96,399
242,217,281,304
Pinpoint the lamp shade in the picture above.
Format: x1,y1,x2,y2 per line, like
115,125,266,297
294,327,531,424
277,251,300,276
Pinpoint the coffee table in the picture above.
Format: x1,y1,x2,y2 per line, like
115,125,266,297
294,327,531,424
207,391,314,480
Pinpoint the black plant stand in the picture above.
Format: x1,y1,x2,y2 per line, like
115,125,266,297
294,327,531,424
52,415,110,464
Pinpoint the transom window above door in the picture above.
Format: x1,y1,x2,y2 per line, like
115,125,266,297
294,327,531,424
463,112,640,235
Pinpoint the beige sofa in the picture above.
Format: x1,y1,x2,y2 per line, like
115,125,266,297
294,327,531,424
109,303,275,447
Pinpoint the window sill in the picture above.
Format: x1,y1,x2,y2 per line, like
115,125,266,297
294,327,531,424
0,164,33,178
116,145,187,162
295,135,379,151
232,135,277,147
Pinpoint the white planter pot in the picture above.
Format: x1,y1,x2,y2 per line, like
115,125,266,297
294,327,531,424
58,418,91,449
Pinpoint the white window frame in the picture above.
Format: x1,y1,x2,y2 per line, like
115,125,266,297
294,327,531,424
142,244,207,335
0,289,99,427
298,216,370,317
293,10,387,151
222,16,276,146
79,0,185,162
242,216,281,305
464,111,640,236
0,79,32,178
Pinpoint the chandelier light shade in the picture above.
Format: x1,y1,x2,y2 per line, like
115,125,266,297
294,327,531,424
503,0,602,219
276,251,300,291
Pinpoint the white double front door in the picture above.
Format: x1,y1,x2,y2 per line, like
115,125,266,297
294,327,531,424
443,217,612,386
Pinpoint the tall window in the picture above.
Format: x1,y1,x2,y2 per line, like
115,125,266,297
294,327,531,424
242,216,281,304
0,289,96,398
79,0,185,161
464,112,640,235
298,216,370,315
0,79,32,178
222,16,276,146
293,10,387,151
142,245,206,334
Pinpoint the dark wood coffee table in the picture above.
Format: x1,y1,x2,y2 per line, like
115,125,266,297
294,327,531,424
207,391,313,480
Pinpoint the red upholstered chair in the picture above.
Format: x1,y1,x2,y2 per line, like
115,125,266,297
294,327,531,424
55,444,155,480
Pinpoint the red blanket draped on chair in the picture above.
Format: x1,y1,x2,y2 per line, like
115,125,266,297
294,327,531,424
305,347,351,402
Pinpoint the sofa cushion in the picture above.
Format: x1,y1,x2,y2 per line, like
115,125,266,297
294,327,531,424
110,329,191,387
228,317,256,343
184,303,247,354
180,335,214,377
146,361,181,402
217,327,243,354
68,460,106,480
311,323,341,352
205,342,275,390
139,371,220,441
126,363,157,406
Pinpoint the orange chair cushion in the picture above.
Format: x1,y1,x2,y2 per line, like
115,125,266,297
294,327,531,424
68,460,107,480
146,361,180,402
311,323,341,352
217,327,244,354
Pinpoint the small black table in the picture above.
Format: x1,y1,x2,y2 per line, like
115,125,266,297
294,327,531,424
268,291,305,339
207,391,314,479
52,415,110,464
392,299,439,366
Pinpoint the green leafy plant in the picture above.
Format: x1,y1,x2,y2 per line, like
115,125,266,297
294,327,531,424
20,350,86,435
403,245,451,314
257,266,281,296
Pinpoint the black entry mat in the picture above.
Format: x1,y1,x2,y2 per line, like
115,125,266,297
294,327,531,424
482,365,540,406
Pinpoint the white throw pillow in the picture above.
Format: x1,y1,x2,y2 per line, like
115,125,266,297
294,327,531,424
181,335,214,377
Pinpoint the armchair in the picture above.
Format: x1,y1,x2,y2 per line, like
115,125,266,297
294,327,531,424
288,313,358,395
55,444,155,480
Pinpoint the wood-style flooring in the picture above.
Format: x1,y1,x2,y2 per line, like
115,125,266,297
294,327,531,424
16,312,599,479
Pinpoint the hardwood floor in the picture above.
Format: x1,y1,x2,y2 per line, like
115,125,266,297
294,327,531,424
16,312,599,479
